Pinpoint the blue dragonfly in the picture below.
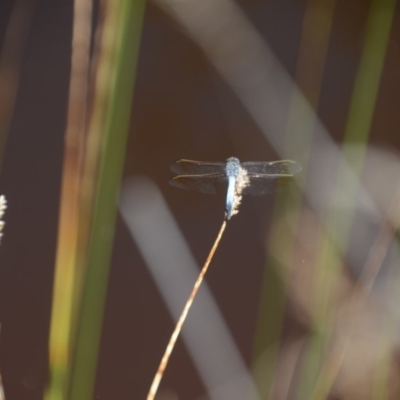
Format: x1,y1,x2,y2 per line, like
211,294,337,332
170,157,302,219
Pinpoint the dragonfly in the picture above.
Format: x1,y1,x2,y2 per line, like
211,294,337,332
170,157,302,220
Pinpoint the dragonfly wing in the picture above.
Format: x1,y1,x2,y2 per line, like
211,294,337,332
242,174,297,195
171,159,226,175
169,173,227,194
241,160,302,175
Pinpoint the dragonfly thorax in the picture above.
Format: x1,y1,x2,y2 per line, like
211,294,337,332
225,157,241,178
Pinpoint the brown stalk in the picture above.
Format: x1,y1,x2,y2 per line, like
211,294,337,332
0,0,36,175
146,219,228,400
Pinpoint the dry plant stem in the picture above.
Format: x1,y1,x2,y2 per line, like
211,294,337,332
45,0,92,398
0,0,36,175
147,219,228,400
310,186,400,399
0,197,6,400
0,325,4,400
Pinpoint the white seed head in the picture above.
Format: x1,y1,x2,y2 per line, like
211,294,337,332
231,168,250,217
0,195,6,243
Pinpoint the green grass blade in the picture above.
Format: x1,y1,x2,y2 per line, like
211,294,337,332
68,1,146,399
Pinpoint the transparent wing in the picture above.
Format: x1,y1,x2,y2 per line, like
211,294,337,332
169,173,227,194
242,174,298,195
241,160,302,175
171,159,226,175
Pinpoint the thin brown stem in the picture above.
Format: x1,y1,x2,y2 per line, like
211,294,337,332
0,0,36,176
146,219,228,400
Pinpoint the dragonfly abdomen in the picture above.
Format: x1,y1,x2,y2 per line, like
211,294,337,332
225,175,237,219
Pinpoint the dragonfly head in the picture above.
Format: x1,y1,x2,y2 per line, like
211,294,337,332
226,157,240,164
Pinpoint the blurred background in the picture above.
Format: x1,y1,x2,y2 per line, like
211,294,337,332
0,0,400,399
